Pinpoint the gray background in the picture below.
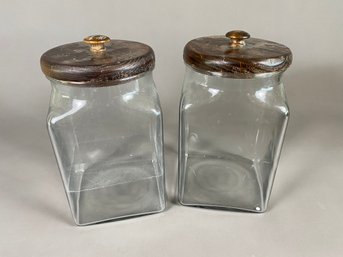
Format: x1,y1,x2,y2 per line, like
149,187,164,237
1,0,343,256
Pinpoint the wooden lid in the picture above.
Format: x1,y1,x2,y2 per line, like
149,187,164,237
40,35,155,87
184,30,292,78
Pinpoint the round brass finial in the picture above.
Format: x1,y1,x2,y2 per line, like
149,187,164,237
84,35,111,52
225,30,250,47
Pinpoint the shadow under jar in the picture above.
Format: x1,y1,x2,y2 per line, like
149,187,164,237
40,35,165,225
178,30,292,212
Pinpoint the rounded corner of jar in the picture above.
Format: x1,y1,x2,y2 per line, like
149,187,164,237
177,195,187,206
180,102,192,112
157,202,167,213
46,110,60,127
279,103,290,118
149,105,162,118
46,112,55,126
73,218,97,226
73,220,85,226
254,206,267,213
284,107,290,117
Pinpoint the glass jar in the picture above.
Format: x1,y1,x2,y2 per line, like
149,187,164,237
40,35,165,225
178,30,292,212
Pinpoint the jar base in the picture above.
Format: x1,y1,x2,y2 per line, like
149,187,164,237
73,205,166,226
179,153,268,212
66,159,165,225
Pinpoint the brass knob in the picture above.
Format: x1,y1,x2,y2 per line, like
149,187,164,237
226,30,250,47
84,35,111,52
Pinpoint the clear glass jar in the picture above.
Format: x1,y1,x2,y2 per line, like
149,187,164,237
178,30,292,212
41,35,165,225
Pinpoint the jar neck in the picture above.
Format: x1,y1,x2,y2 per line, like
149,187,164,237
183,65,283,91
49,72,155,100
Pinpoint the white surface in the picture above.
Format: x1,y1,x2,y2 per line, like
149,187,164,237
1,1,343,256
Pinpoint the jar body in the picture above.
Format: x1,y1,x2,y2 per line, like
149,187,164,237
47,73,165,225
178,66,289,212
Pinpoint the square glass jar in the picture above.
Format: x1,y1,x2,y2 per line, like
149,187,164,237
41,35,165,225
178,30,292,212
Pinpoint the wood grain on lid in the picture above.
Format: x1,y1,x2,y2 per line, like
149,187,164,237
184,32,292,78
40,38,155,87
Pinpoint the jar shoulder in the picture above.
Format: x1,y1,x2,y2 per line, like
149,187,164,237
180,80,289,116
47,88,162,126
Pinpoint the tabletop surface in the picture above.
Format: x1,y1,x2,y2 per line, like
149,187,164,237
1,1,343,256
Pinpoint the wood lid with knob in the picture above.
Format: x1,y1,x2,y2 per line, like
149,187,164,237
40,35,155,87
184,30,292,78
